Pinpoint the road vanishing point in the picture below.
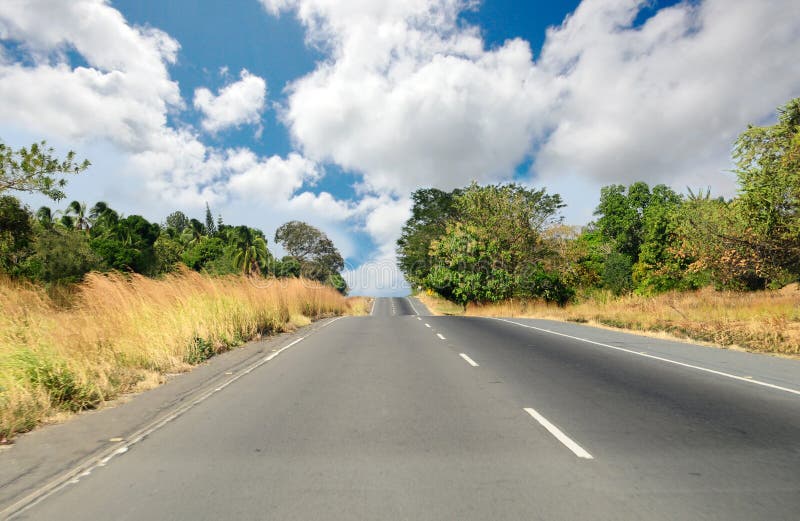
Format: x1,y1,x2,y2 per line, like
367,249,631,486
2,297,799,520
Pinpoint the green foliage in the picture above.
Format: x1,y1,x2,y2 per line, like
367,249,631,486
226,225,271,276
204,202,217,236
516,266,575,306
24,227,100,284
0,196,33,275
164,211,189,234
153,235,184,275
328,272,348,295
65,200,90,231
180,218,206,246
90,215,160,275
602,252,633,296
274,220,346,290
35,206,56,229
731,97,800,278
0,141,89,201
397,188,460,286
416,183,566,305
426,222,516,305
595,182,650,259
184,336,216,365
15,350,100,411
0,141,350,289
181,236,227,271
274,256,301,278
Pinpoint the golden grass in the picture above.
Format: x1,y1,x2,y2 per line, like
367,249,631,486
415,291,465,316
344,296,373,316
421,286,800,357
0,269,356,441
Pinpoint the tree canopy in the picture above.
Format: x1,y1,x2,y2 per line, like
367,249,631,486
0,141,89,201
274,220,346,292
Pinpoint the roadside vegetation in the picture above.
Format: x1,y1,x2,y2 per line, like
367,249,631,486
0,271,365,441
417,286,799,356
402,98,800,354
0,140,363,441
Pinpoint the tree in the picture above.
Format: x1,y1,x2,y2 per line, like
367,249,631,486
153,235,184,275
181,218,206,247
453,183,564,273
227,226,271,276
0,195,33,274
274,221,344,284
631,185,688,294
396,188,461,286
328,273,348,295
421,183,567,305
24,227,100,284
594,182,652,260
731,97,800,279
676,197,772,290
65,200,90,231
35,206,57,230
181,236,226,272
273,255,301,278
165,211,190,234
90,214,161,275
204,202,217,236
425,222,516,305
89,201,118,225
0,141,89,201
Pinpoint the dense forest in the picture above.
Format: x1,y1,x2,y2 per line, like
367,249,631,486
398,98,800,306
0,142,347,294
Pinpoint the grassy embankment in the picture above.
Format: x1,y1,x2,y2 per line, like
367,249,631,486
416,286,800,356
0,270,369,441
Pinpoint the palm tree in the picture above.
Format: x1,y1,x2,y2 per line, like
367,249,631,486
229,226,270,276
65,200,90,231
59,214,75,230
36,206,56,229
89,201,119,228
180,219,206,247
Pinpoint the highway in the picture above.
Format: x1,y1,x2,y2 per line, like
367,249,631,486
5,297,800,520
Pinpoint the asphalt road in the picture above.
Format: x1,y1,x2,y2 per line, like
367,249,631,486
8,297,800,520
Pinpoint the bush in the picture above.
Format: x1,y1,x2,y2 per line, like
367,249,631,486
603,252,633,295
517,266,575,306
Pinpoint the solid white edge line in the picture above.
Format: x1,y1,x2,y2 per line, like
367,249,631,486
369,298,376,316
491,318,800,397
437,333,446,340
1,316,344,519
406,296,420,316
459,353,479,367
524,407,594,460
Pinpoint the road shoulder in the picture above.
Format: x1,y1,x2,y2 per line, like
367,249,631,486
0,321,325,514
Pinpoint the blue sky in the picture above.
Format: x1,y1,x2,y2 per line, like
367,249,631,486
1,0,798,295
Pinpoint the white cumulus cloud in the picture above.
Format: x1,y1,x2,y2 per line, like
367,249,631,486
0,0,323,215
533,0,800,192
266,0,549,195
194,69,268,134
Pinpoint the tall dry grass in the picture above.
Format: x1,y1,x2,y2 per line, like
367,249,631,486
419,286,800,356
0,270,359,440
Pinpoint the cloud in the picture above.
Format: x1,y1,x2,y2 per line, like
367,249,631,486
0,0,320,214
194,69,268,134
266,0,549,195
533,0,800,192
226,150,320,201
0,0,181,151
